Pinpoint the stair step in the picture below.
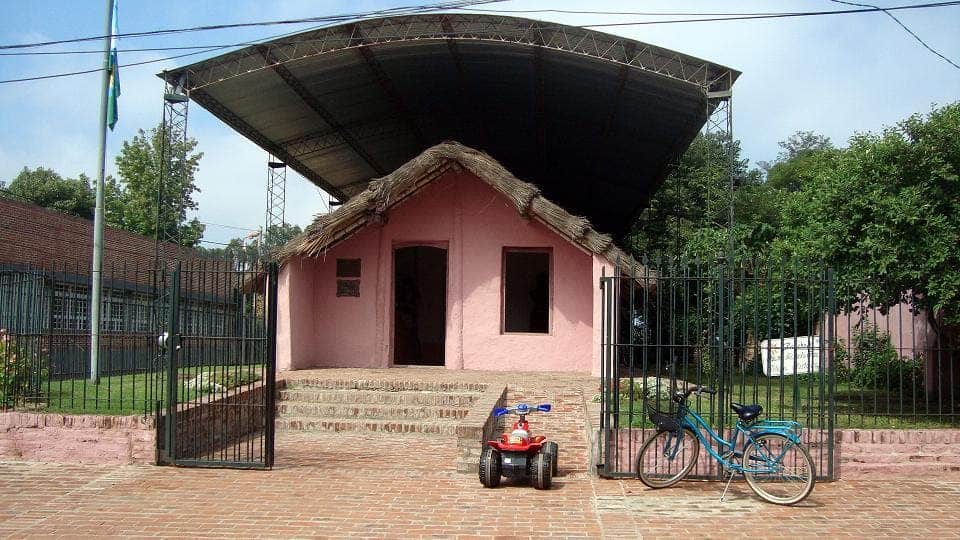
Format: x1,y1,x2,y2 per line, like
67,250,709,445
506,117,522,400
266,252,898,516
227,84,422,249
278,388,479,407
278,403,470,420
283,378,487,393
275,417,460,436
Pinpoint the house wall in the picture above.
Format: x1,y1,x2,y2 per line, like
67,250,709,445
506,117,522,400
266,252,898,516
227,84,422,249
830,300,941,392
277,170,603,373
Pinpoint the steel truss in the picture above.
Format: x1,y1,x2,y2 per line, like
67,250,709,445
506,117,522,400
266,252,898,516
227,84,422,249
155,73,190,261
168,14,735,94
704,84,735,263
265,156,287,237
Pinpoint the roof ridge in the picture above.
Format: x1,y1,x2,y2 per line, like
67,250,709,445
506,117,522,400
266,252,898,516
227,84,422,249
277,141,651,279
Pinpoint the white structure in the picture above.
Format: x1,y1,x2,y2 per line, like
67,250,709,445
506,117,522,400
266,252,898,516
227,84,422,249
760,336,823,377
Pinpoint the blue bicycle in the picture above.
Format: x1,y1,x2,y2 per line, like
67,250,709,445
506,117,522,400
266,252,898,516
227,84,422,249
635,385,815,505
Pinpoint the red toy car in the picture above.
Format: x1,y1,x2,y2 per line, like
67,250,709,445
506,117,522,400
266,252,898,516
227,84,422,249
479,403,558,489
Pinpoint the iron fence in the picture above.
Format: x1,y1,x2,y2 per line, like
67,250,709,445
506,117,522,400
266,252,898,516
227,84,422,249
0,258,271,418
598,257,959,481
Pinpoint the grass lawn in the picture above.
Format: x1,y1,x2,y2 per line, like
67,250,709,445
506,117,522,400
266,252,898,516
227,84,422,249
11,365,263,416
614,376,960,430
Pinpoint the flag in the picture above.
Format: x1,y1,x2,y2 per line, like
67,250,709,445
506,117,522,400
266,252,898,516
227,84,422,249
106,1,120,130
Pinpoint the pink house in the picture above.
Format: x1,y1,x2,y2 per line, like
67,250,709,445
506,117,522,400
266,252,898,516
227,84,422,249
276,142,639,376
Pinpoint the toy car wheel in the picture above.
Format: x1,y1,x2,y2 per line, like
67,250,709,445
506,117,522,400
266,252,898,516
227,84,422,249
542,441,559,476
531,452,553,490
479,447,501,488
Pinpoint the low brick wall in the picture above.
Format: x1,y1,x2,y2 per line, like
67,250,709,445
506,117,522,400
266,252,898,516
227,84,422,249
0,412,155,464
158,383,267,460
604,426,960,479
837,429,960,478
455,384,508,473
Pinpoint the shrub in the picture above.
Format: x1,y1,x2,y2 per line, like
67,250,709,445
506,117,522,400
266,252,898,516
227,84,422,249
0,329,47,406
846,324,923,395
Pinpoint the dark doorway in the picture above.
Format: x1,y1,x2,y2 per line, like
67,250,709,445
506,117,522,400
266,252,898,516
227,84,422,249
393,245,447,365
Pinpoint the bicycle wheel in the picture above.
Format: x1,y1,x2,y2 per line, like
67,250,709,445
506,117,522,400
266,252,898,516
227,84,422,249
743,433,816,505
636,428,700,488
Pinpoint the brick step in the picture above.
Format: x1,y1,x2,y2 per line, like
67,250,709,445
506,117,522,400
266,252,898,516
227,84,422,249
277,402,470,420
278,388,480,407
275,416,460,436
839,462,960,477
283,378,487,393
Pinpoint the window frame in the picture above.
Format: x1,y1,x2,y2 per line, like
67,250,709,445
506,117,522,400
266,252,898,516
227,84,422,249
500,247,553,335
336,258,362,298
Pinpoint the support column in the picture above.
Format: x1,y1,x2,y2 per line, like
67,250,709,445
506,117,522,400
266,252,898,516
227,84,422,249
265,156,287,247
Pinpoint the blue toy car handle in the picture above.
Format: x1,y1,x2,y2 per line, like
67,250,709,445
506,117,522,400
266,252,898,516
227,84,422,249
494,403,551,417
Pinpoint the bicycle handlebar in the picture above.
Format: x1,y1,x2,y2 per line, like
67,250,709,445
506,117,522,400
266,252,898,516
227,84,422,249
673,385,717,403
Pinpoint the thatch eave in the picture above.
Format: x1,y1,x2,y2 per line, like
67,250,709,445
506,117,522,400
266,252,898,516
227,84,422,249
277,142,654,281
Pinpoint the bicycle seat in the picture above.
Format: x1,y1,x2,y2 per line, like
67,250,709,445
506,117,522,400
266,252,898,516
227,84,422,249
731,403,763,422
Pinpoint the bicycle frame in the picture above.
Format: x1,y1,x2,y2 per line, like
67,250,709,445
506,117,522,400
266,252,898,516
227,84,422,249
662,405,805,475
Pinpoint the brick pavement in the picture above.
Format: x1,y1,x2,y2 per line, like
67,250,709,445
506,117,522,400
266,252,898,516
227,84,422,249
2,430,959,538
1,367,959,538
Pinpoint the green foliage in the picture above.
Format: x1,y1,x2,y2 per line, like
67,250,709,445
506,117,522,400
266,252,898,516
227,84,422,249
113,124,205,247
843,324,923,394
619,376,673,402
197,223,302,263
831,342,852,385
0,330,47,406
2,167,96,218
184,368,261,394
774,103,960,325
626,132,770,260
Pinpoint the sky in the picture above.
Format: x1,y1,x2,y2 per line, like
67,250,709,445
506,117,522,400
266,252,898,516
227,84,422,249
1,1,958,247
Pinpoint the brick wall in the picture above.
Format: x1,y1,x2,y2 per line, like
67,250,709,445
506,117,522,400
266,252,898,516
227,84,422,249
158,383,268,460
0,197,183,271
836,429,960,477
0,412,155,464
455,384,508,473
604,426,960,479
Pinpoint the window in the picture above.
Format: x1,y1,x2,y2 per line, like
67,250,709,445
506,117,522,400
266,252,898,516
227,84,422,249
502,249,550,333
53,283,88,331
336,258,361,297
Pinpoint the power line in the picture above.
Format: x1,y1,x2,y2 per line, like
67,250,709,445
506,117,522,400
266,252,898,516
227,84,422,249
829,0,960,70
0,48,223,84
198,221,258,232
0,1,502,85
0,0,502,51
572,1,960,28
3,1,957,85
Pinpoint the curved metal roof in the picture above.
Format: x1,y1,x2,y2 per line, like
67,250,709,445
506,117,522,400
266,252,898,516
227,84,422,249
162,13,739,235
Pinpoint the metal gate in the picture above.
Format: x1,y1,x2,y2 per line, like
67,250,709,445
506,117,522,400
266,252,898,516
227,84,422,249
597,260,836,480
156,260,277,469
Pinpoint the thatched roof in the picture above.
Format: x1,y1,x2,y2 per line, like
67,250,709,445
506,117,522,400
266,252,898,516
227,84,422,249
277,142,648,275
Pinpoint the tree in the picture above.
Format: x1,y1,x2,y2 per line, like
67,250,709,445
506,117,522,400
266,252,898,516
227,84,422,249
775,131,833,161
113,125,204,246
764,131,835,192
2,167,96,218
775,103,960,332
625,132,770,260
197,223,302,262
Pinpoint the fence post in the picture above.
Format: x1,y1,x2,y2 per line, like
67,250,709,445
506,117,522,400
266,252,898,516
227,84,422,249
826,268,836,479
265,262,278,468
163,263,181,462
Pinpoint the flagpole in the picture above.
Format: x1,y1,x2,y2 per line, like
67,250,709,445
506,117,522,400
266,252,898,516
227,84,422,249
90,0,117,385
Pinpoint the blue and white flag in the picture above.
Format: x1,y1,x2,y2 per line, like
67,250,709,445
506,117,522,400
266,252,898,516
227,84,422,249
106,1,120,130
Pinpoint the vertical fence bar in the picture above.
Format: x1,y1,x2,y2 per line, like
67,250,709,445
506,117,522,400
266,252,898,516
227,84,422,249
265,262,278,468
826,268,836,479
163,263,181,463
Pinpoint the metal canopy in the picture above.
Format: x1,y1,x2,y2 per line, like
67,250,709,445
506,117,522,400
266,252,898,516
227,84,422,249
162,13,739,235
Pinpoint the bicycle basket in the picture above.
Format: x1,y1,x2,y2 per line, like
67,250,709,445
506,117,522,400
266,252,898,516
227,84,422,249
645,400,682,432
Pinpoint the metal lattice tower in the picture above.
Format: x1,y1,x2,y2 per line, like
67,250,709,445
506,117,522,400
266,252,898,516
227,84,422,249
155,73,190,265
265,156,287,240
705,82,735,264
